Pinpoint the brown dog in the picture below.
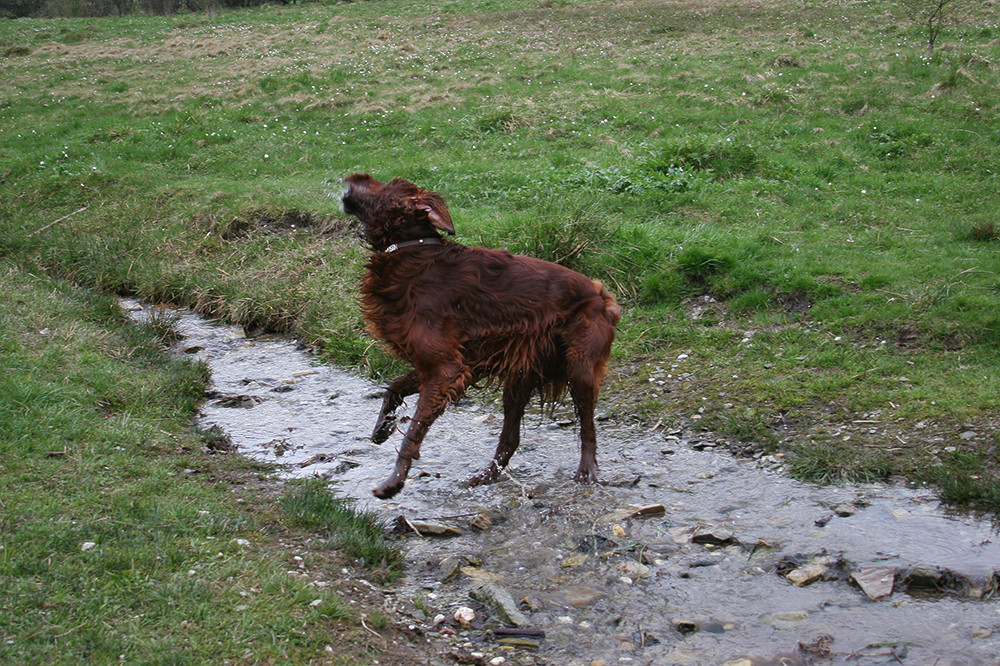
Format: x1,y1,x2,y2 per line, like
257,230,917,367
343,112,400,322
341,174,621,498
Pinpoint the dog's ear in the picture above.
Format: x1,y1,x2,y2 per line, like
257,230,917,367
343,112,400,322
411,195,455,235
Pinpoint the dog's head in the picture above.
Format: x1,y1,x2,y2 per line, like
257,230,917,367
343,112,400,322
342,173,455,251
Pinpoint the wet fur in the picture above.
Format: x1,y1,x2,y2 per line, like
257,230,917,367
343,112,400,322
342,173,621,498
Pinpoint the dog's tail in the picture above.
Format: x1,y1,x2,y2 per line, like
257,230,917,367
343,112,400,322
593,280,622,326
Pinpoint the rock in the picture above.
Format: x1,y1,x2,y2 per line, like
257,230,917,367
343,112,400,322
496,637,540,649
761,611,810,628
618,560,652,578
669,525,698,544
691,526,736,546
562,586,604,608
787,563,828,586
612,524,626,538
519,596,543,612
851,565,896,600
903,563,946,588
561,554,588,568
460,566,502,583
438,556,464,581
469,583,530,626
395,516,463,537
673,619,699,635
469,513,493,530
598,503,666,524
81,541,96,552
832,502,860,517
454,606,476,627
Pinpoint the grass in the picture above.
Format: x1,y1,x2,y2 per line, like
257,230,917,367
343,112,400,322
0,263,406,663
0,2,998,497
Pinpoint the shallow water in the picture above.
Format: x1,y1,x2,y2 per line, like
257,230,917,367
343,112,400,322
125,300,1000,665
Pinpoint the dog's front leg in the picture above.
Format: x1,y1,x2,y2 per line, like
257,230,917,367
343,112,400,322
372,370,420,444
372,362,471,499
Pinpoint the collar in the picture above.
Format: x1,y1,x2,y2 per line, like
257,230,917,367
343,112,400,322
382,237,444,253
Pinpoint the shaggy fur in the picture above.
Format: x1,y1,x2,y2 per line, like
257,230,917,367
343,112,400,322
342,173,621,499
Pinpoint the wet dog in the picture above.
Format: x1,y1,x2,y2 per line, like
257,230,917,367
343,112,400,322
341,174,621,498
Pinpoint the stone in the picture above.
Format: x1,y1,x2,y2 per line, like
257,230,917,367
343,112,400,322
761,611,810,628
438,556,464,581
470,583,530,626
832,502,859,517
787,563,828,586
851,565,896,600
618,560,652,578
453,607,476,627
691,526,736,546
562,586,604,608
470,513,493,530
400,518,463,537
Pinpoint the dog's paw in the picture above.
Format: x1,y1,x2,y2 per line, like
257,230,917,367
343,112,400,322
573,466,599,484
372,480,404,499
463,462,500,488
371,416,397,444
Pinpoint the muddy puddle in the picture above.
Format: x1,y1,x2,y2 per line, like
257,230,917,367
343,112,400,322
123,299,1000,665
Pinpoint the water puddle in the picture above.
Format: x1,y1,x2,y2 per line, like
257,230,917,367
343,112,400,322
124,300,1000,665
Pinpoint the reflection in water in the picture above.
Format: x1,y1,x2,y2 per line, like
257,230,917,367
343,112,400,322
125,300,1000,665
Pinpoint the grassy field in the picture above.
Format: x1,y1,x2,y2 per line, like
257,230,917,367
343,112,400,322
0,262,424,663
1,0,998,506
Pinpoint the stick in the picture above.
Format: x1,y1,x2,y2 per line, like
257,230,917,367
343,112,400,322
494,627,546,638
359,614,383,641
27,206,88,238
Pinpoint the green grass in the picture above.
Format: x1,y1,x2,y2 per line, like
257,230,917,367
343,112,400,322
0,263,402,663
0,0,998,512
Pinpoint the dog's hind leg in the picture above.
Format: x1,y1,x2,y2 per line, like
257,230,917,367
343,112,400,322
567,315,615,484
372,370,419,444
465,375,534,487
373,361,472,499
569,373,600,483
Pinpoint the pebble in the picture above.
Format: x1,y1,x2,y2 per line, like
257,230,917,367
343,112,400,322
787,563,828,586
453,606,476,627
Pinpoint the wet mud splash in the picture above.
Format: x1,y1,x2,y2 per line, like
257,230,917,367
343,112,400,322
124,300,1000,665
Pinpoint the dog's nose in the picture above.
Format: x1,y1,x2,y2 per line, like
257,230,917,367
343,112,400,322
337,183,352,213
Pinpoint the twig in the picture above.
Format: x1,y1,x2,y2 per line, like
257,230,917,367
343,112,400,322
494,627,546,638
359,614,383,641
27,206,88,238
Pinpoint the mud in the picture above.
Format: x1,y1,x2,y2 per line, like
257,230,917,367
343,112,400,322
124,299,1000,665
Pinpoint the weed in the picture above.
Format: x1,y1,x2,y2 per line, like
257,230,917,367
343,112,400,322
917,447,1000,511
281,480,402,580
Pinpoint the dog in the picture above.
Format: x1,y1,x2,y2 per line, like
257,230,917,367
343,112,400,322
341,174,621,498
